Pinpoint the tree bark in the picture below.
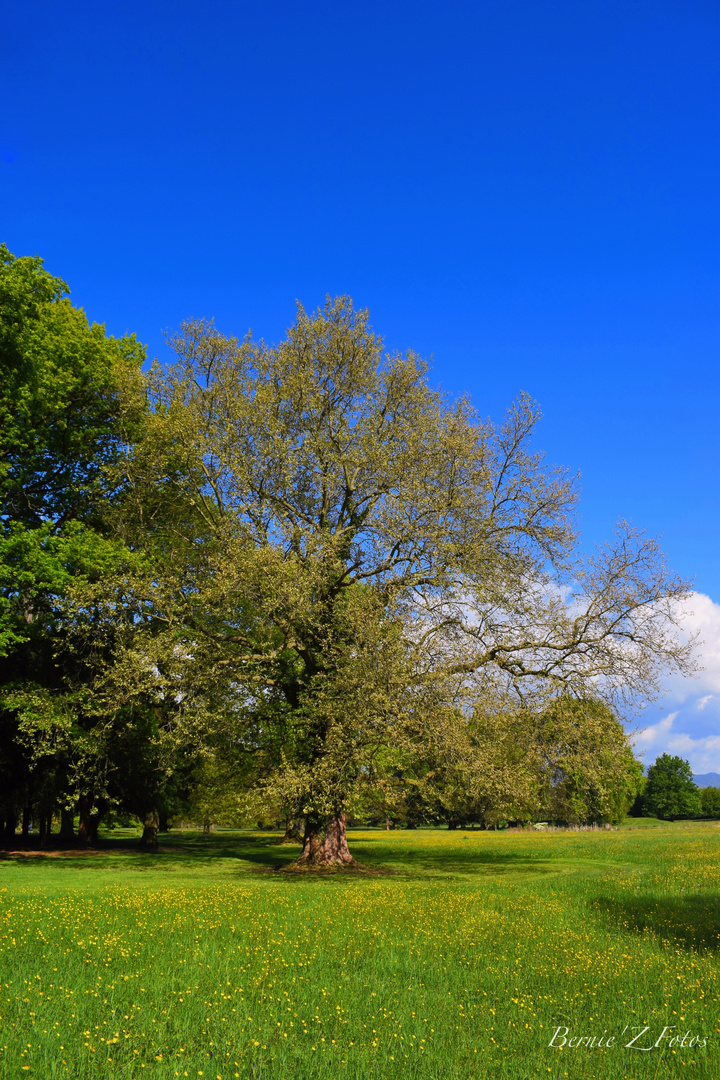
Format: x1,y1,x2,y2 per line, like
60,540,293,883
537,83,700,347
158,812,169,833
296,814,356,868
38,812,52,842
77,794,99,845
278,817,305,844
2,812,18,841
139,809,159,849
59,809,76,840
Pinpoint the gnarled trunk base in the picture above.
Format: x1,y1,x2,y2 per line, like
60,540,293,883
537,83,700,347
296,814,356,868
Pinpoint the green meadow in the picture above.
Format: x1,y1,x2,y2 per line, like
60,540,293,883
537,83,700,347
1,824,718,1080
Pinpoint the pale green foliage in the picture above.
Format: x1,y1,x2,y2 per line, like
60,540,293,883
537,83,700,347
103,297,693,833
186,751,270,830
534,698,644,824
384,697,642,827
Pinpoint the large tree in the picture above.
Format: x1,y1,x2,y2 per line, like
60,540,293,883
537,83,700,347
106,297,694,865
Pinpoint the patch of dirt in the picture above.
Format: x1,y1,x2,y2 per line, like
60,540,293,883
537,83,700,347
0,845,177,859
252,859,397,877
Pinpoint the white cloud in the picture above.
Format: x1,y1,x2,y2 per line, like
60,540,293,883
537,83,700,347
666,734,720,775
635,593,720,772
665,592,720,701
634,712,676,748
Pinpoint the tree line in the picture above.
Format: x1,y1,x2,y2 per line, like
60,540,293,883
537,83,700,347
0,247,697,863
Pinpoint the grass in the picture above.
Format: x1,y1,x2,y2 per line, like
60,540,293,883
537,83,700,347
1,824,719,1079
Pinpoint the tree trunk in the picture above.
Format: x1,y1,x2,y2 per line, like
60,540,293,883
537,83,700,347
22,807,31,838
158,812,169,833
77,794,99,845
39,811,53,846
139,809,159,849
278,817,305,844
59,808,76,840
2,812,18,841
297,814,356,868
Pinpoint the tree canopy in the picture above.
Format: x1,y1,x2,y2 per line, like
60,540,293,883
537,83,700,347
86,296,695,863
0,245,149,841
700,786,720,819
642,754,702,821
0,262,697,859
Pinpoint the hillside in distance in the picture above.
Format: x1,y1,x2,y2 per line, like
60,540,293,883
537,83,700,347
693,773,720,788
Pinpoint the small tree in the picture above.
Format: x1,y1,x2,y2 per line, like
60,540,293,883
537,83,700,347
700,786,720,819
642,754,702,820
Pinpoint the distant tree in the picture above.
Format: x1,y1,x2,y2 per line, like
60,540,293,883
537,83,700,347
642,754,702,820
536,699,644,825
700,786,720,819
388,706,541,830
398,697,643,828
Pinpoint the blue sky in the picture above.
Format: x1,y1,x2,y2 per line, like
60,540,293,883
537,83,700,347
2,1,718,766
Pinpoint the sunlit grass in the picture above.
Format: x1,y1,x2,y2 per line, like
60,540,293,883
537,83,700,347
1,825,719,1078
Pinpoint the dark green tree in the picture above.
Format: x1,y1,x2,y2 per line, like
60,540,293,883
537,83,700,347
0,244,146,842
700,786,720,819
642,754,702,821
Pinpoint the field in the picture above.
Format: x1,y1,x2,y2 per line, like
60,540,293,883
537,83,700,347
1,823,718,1080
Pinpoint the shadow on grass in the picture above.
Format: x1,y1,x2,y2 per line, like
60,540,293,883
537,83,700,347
343,834,619,881
592,894,720,953
0,831,615,881
0,834,298,873
170,832,607,880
